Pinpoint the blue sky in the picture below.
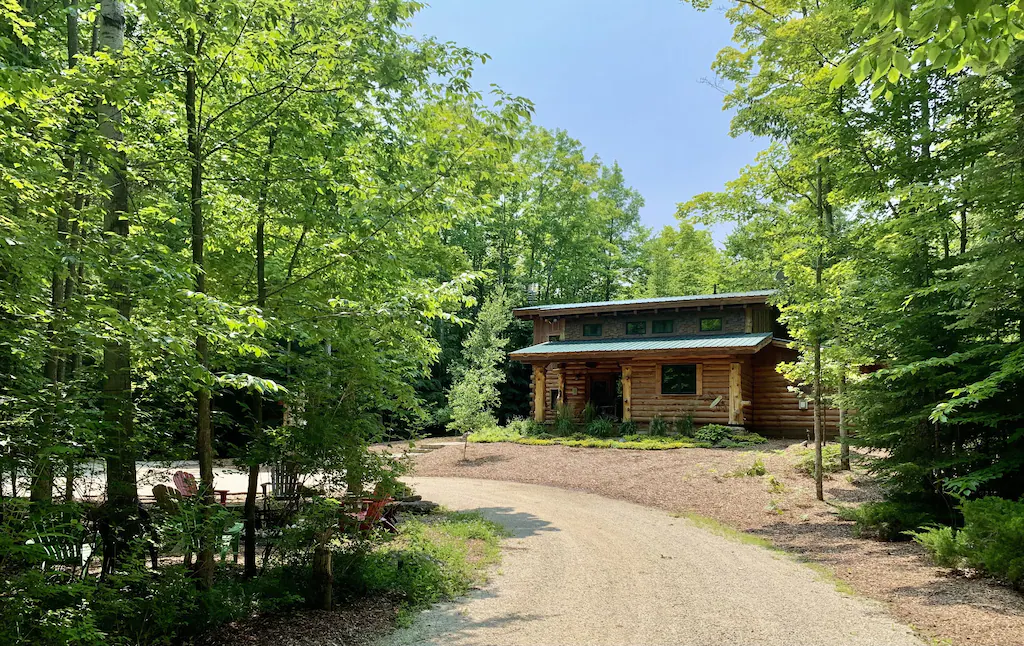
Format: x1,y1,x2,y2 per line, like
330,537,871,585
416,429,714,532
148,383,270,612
410,0,766,245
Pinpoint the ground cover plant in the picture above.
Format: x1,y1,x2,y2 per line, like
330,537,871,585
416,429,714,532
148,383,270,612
468,420,766,450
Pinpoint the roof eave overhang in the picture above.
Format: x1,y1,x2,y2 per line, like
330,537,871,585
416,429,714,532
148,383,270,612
512,294,773,319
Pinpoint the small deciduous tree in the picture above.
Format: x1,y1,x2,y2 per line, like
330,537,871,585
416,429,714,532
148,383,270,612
447,287,514,434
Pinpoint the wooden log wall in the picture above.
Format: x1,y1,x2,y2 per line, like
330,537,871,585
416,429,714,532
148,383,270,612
525,346,840,437
628,356,733,425
750,344,840,438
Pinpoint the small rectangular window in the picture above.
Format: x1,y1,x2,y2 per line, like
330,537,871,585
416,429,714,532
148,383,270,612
583,324,602,337
652,319,673,334
548,335,561,342
661,364,698,395
626,321,646,335
550,389,560,410
700,317,723,332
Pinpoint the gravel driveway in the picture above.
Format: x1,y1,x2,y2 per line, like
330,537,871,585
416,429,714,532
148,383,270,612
381,477,922,646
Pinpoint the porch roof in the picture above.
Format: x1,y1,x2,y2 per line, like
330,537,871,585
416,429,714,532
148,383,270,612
509,332,773,361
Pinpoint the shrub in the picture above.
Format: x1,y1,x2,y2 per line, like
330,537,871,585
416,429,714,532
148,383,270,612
766,474,786,493
581,401,598,425
587,417,616,438
553,403,577,436
673,415,695,437
795,443,842,476
506,417,545,437
957,497,1024,588
346,510,508,609
694,424,732,445
618,419,639,436
908,525,963,569
468,426,522,443
649,416,669,436
836,501,935,541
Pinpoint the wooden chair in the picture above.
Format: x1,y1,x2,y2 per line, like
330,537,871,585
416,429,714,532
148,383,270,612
172,471,198,497
260,462,301,524
340,492,397,534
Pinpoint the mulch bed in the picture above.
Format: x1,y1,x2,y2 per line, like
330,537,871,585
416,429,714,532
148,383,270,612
197,595,400,646
412,440,1024,646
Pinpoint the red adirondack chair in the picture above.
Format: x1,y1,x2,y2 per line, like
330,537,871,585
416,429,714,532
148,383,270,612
340,495,396,534
172,471,198,497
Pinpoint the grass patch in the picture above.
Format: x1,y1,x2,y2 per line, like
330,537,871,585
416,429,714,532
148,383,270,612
669,511,779,551
798,560,857,595
340,509,509,620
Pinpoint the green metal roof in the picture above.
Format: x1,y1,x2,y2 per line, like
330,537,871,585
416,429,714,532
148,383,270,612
513,290,777,315
510,333,773,357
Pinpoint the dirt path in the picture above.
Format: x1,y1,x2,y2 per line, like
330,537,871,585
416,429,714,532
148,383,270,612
381,477,921,646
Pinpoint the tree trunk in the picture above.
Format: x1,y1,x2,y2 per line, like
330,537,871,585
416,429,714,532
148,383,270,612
98,0,137,570
813,165,825,502
186,27,215,590
838,372,850,470
244,132,274,578
311,543,333,610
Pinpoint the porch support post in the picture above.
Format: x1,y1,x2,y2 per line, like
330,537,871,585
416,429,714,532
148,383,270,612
533,364,546,423
729,362,743,425
621,365,632,422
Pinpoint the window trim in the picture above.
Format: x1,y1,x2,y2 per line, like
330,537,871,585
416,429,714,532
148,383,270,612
582,323,603,337
656,363,703,396
652,319,674,334
625,321,647,336
548,335,561,342
699,317,723,332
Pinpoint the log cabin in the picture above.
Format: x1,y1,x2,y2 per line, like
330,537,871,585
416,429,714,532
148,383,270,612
509,290,838,438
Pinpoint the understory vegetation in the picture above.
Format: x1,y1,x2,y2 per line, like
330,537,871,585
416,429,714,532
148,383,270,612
1,504,507,645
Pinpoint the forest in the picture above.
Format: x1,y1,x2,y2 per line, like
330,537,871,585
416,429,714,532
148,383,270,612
2,0,1024,643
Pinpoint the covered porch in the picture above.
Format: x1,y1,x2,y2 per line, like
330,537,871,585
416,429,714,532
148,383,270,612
510,333,773,429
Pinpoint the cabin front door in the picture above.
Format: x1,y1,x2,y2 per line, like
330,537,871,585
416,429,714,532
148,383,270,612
587,373,621,420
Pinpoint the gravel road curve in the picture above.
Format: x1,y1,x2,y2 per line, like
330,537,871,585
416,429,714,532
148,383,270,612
380,477,922,646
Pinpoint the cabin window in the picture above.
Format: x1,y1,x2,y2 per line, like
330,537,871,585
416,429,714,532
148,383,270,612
652,319,673,334
700,317,723,332
583,324,602,337
661,364,698,395
626,321,646,335
548,335,561,342
550,389,560,410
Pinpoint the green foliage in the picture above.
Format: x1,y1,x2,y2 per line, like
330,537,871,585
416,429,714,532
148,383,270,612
911,498,1024,588
837,501,936,542
734,457,768,477
342,510,507,609
447,288,515,434
908,525,963,569
586,417,617,439
618,419,639,436
693,424,731,445
553,403,578,436
673,415,695,438
955,497,1024,588
648,416,670,437
581,402,598,425
795,444,843,477
766,475,786,494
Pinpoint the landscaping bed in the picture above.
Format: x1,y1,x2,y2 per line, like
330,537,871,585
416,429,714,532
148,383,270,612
411,441,1024,646
468,422,767,450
